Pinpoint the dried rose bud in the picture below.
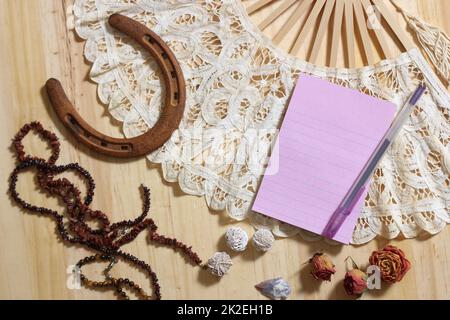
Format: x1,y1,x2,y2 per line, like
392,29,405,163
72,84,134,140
344,269,368,297
309,252,336,281
369,245,411,283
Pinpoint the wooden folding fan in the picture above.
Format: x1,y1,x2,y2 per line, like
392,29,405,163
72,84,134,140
243,0,416,68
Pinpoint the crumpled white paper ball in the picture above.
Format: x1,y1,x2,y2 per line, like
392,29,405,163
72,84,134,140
207,252,232,277
225,226,249,252
252,229,275,252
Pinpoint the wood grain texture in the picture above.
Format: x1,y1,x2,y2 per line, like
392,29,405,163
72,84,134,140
0,0,449,300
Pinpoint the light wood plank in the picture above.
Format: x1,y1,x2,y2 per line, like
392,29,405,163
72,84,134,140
0,0,449,300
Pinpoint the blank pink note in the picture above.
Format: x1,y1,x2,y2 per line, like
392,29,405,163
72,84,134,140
252,74,396,244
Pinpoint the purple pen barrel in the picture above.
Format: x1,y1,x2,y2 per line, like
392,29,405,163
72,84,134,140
409,85,426,105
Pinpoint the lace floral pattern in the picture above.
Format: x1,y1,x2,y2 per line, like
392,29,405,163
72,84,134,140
74,0,450,244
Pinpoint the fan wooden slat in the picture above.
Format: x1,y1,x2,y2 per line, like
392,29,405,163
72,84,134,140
361,0,392,59
247,0,276,15
310,0,337,63
291,0,327,55
344,0,356,67
258,0,297,30
371,0,415,50
330,0,345,66
273,0,314,45
353,0,376,64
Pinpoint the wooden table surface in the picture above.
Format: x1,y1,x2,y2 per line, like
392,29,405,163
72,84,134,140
0,0,449,300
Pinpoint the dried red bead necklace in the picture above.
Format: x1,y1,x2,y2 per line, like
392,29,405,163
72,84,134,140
8,122,205,300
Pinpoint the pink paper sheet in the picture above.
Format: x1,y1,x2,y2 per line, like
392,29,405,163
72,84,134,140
252,74,396,244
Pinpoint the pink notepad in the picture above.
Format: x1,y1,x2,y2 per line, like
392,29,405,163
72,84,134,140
252,74,396,244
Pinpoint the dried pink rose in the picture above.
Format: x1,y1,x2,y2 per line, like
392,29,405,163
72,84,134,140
309,252,336,281
344,269,368,296
369,245,411,283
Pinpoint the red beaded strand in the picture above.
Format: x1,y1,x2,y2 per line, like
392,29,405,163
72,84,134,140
8,122,204,300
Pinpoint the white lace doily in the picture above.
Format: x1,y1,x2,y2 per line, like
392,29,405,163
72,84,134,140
73,0,450,244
